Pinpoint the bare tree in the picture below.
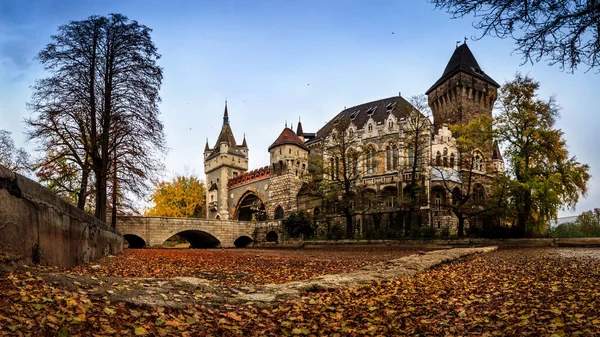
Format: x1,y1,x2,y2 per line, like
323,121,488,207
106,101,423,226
400,95,433,236
431,0,600,72
0,130,30,173
309,118,362,239
27,14,165,222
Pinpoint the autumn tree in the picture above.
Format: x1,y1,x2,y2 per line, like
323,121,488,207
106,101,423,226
146,175,206,218
400,95,433,236
309,118,362,239
27,14,165,222
0,130,30,173
496,73,590,236
431,114,501,237
549,209,600,238
431,0,600,72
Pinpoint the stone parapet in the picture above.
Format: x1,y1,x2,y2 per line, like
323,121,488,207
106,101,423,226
0,165,123,267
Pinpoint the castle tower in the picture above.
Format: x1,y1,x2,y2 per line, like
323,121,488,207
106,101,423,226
204,102,248,219
268,127,309,219
426,43,500,131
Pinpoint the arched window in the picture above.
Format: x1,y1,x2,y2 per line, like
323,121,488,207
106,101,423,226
386,146,392,171
443,148,448,167
435,151,441,166
330,157,335,178
349,128,354,137
335,157,340,179
274,206,284,220
371,149,377,173
368,123,373,132
388,120,393,130
408,148,415,167
450,153,455,168
474,153,484,171
473,184,485,204
393,146,399,169
434,193,442,210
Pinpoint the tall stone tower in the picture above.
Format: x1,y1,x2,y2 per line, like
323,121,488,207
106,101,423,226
268,121,309,219
426,43,500,131
204,103,248,219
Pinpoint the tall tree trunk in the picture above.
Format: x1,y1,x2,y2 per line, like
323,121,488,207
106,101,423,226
344,208,353,239
110,153,118,229
457,212,465,238
77,165,89,210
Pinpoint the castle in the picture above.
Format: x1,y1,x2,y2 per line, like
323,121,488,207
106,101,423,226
204,43,504,235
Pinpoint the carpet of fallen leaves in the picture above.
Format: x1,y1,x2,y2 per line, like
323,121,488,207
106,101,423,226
1,247,600,336
70,247,424,287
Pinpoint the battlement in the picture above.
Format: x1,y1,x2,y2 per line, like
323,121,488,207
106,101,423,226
228,166,271,189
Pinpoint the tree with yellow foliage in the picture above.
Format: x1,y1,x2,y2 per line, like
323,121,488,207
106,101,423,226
146,175,206,218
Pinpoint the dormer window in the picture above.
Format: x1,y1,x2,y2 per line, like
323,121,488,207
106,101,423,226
349,110,360,120
349,128,354,137
388,120,393,130
368,123,373,132
386,102,395,113
366,107,376,116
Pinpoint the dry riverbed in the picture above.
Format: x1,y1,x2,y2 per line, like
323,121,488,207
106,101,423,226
1,247,599,336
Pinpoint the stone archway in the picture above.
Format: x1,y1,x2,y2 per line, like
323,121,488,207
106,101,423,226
124,234,146,248
169,230,221,248
233,236,254,248
234,191,267,221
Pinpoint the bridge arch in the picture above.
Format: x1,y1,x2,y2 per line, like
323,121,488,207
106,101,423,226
233,235,254,248
124,234,146,248
233,189,267,221
164,229,221,248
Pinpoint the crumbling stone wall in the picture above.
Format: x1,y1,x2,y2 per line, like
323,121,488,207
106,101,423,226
0,165,123,267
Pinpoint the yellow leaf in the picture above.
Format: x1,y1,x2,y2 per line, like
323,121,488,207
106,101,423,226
134,326,147,335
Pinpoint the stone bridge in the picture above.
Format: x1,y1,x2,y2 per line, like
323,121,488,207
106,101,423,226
116,216,283,248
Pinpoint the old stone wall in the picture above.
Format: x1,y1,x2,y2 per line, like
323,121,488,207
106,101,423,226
0,165,123,267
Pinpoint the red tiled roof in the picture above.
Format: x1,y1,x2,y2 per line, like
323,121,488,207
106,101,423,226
268,127,308,151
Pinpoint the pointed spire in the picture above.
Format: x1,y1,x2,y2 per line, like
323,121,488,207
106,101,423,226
241,133,247,148
223,100,229,125
426,42,499,94
204,138,210,151
285,120,288,128
296,117,304,136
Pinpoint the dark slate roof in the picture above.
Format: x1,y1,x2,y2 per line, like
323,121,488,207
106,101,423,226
426,43,499,95
206,103,247,160
296,120,304,136
313,96,416,140
269,127,309,151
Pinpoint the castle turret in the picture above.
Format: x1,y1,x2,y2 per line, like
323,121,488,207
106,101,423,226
296,119,304,142
204,102,248,219
267,127,309,219
426,43,499,131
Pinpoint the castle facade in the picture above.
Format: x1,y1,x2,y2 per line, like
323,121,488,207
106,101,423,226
204,43,504,235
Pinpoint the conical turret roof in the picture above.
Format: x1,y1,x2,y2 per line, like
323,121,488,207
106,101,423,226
269,127,308,151
296,119,304,136
426,43,499,94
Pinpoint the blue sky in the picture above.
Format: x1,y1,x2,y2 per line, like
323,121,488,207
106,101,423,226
1,0,598,216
